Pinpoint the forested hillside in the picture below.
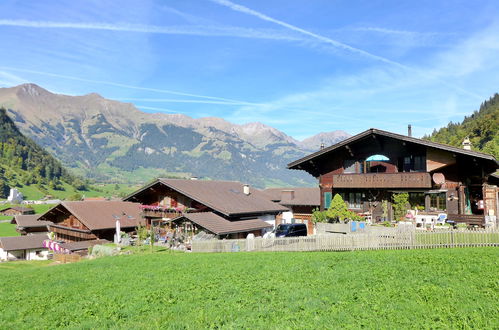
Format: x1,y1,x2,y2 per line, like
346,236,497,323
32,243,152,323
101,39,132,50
0,107,86,198
425,94,499,158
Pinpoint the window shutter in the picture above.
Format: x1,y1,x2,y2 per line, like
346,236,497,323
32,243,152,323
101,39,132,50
324,192,332,209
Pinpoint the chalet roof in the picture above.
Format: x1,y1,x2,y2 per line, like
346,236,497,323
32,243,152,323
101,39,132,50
125,179,288,217
174,212,272,235
10,214,52,228
288,128,498,171
262,187,320,206
60,239,111,252
0,234,48,251
39,201,143,231
0,206,34,213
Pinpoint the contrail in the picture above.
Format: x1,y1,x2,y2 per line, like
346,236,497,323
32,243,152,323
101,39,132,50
0,66,261,105
209,0,482,100
117,97,265,106
0,19,301,41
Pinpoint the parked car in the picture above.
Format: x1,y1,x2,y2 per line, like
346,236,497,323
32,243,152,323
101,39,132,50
275,223,307,237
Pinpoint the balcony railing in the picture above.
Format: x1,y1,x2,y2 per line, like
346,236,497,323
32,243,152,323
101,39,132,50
332,172,432,188
139,205,198,219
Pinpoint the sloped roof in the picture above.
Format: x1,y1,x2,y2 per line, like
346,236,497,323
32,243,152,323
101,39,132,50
60,239,111,252
0,206,34,213
262,187,320,206
11,214,52,228
288,128,498,170
175,212,272,235
0,234,48,251
125,179,288,217
39,201,143,230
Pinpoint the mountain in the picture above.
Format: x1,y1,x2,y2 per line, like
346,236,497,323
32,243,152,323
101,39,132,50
0,107,86,198
0,84,350,188
299,131,351,151
424,93,499,159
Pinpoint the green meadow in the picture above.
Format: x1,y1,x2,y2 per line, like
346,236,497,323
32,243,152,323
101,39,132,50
0,247,498,328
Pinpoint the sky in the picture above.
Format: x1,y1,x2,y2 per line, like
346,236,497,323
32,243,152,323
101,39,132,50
0,0,498,140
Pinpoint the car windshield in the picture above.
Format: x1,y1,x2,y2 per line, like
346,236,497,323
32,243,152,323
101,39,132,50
275,224,291,234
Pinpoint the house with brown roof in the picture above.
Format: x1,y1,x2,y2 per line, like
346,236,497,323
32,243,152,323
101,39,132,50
0,206,35,216
10,214,52,235
38,201,143,244
288,128,498,226
124,179,288,238
262,187,320,235
0,234,49,261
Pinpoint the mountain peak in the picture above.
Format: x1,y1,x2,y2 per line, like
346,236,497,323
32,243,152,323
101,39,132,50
17,83,50,97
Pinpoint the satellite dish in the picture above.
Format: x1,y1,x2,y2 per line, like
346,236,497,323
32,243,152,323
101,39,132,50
432,173,445,185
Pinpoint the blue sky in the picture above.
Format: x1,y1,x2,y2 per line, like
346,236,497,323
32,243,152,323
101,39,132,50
0,0,498,140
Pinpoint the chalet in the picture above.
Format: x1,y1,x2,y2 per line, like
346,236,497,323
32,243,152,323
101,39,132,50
0,206,35,216
10,214,52,235
262,187,320,235
288,128,499,226
38,201,142,243
0,234,49,261
124,179,288,238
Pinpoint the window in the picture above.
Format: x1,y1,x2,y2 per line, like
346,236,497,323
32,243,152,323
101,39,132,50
414,156,426,172
340,192,363,209
324,192,332,209
408,192,425,209
429,192,446,211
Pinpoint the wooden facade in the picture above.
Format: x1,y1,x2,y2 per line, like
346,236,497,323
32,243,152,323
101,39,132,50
288,129,499,225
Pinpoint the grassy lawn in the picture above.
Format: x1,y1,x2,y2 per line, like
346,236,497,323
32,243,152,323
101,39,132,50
0,222,18,237
0,248,498,328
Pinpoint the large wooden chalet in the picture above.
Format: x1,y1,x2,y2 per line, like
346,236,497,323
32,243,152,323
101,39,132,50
288,128,498,225
38,201,142,243
124,179,288,238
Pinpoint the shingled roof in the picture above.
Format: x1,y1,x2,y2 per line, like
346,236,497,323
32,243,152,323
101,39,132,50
174,212,272,235
288,128,498,170
125,179,288,217
39,201,143,231
11,214,52,228
262,187,320,206
0,234,48,251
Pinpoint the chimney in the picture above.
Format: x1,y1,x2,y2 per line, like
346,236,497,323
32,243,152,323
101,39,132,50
243,184,250,195
281,190,295,201
462,137,472,150
408,124,412,137
320,142,325,150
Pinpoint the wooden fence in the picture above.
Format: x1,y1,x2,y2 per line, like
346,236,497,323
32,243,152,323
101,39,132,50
53,253,81,263
191,228,499,253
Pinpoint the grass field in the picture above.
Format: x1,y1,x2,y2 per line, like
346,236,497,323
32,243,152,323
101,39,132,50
0,222,19,236
0,248,498,328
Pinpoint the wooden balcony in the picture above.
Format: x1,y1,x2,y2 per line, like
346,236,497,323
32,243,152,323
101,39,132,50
141,209,183,219
332,172,432,189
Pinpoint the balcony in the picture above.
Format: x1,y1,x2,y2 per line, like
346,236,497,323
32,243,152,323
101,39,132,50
332,172,432,189
140,205,198,219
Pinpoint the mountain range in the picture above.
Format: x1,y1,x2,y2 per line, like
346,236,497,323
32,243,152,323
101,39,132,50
0,84,350,187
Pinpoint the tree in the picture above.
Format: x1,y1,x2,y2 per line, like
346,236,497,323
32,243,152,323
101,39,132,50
325,194,363,223
392,193,409,221
311,207,327,223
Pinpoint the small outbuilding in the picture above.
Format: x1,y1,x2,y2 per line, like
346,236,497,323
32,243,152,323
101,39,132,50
0,234,49,261
0,206,35,216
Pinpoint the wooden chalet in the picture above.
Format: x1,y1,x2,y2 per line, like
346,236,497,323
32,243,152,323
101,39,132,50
38,201,143,243
0,206,35,216
288,128,499,226
10,214,52,235
262,187,320,235
124,179,288,238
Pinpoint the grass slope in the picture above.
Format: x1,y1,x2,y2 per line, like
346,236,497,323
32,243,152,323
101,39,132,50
0,248,498,328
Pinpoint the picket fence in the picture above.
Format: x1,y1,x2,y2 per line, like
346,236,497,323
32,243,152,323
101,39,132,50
191,228,499,253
